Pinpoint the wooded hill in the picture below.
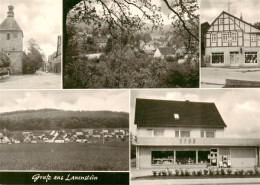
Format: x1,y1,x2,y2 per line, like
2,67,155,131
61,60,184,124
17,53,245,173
0,109,129,131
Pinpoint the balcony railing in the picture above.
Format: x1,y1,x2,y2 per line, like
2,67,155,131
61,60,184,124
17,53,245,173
136,137,260,146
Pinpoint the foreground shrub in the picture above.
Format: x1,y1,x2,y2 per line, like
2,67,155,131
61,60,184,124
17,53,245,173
180,169,185,176
248,170,254,176
254,167,259,175
221,169,225,175
175,169,180,176
204,169,208,175
235,170,239,176
216,169,220,175
209,169,214,176
197,170,202,176
162,170,167,176
192,170,196,176
185,170,190,176
227,169,232,175
239,169,244,175
152,170,157,176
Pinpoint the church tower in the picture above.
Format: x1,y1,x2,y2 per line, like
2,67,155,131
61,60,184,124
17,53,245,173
0,5,24,74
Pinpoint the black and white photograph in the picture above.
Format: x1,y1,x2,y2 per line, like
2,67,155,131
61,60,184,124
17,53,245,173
0,0,62,89
130,89,260,185
200,0,260,88
63,0,199,88
0,90,129,171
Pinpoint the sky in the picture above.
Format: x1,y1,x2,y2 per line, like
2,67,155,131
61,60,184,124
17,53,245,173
0,90,129,113
130,89,260,138
201,0,260,24
0,0,62,57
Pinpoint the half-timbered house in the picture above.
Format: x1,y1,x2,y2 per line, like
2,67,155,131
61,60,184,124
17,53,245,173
204,11,260,67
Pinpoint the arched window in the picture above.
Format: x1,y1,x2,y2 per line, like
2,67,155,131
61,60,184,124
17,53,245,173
7,33,10,40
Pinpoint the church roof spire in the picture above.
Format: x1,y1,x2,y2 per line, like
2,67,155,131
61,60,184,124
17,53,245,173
7,5,14,17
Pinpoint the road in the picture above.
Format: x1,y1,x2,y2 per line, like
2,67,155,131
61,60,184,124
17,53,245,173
0,71,62,89
201,68,260,88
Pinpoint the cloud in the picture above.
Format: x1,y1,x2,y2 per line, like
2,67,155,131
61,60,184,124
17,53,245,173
0,90,130,113
201,0,260,24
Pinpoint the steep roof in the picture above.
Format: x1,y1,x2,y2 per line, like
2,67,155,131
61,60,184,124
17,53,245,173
134,98,227,128
0,5,23,35
207,11,260,33
158,47,174,56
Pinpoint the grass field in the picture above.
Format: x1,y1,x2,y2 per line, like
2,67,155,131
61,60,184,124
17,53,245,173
0,140,129,171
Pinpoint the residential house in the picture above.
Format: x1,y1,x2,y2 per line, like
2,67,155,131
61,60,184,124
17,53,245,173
154,47,175,58
76,135,87,143
204,11,260,67
142,41,156,54
134,98,260,169
54,135,65,143
2,136,11,144
23,135,32,143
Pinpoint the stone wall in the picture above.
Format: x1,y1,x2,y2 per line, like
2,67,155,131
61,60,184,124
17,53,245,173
7,51,23,74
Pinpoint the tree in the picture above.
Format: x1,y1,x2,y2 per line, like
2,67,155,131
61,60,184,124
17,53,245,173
23,39,45,73
253,22,260,30
0,52,10,68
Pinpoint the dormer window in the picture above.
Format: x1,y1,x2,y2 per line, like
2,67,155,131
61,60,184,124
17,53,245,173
7,33,10,40
174,113,179,120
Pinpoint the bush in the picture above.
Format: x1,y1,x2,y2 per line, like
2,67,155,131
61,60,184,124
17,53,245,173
180,169,185,176
197,170,202,176
254,166,259,175
227,169,232,175
239,169,244,176
152,170,157,176
204,169,208,175
162,170,167,176
221,169,225,175
235,170,239,176
216,169,220,175
209,169,214,176
167,168,173,176
248,170,254,176
192,171,196,176
175,169,180,176
185,170,190,176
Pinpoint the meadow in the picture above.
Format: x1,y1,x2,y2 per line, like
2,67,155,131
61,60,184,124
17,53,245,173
0,139,129,171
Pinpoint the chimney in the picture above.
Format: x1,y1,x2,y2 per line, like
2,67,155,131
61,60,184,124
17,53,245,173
7,5,14,17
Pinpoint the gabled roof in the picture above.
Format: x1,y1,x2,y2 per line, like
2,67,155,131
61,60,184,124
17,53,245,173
158,47,174,56
134,98,227,128
207,11,260,33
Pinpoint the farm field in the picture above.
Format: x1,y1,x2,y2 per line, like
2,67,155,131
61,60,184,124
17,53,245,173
0,140,129,171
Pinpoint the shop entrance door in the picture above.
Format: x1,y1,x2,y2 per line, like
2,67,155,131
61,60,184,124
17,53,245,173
230,52,239,66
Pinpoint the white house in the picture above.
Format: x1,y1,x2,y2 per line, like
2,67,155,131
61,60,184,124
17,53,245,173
205,11,260,67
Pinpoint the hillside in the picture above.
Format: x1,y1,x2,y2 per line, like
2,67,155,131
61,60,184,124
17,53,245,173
0,109,129,131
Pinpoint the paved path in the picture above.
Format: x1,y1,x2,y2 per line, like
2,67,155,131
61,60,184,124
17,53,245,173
131,178,260,185
201,68,260,88
0,71,62,89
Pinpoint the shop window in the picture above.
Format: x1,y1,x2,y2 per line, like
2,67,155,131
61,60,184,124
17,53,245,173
198,151,210,164
211,33,217,42
176,151,196,164
180,131,190,138
231,33,237,41
154,130,164,137
251,34,256,42
212,52,224,64
245,52,257,63
152,151,174,165
222,33,228,42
